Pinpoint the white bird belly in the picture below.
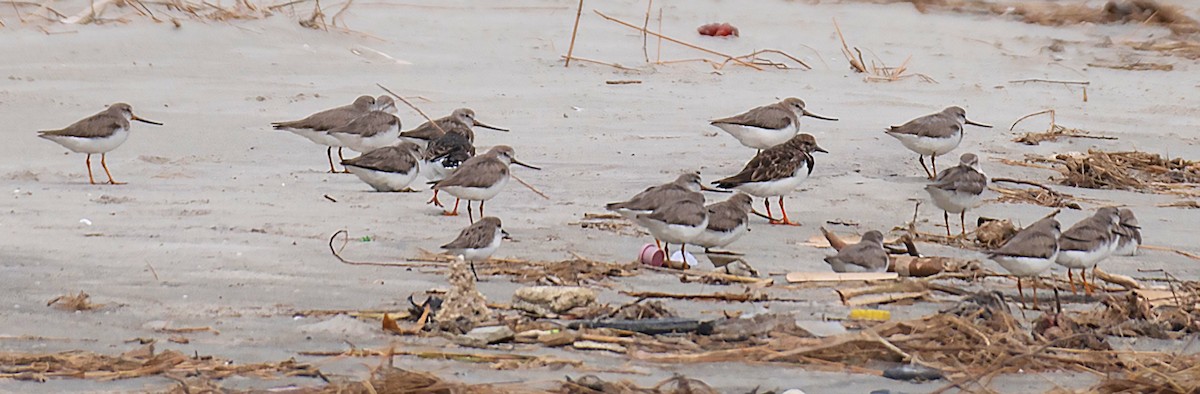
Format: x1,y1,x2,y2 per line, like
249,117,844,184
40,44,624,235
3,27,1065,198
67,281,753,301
1055,246,1110,269
1113,238,1139,256
440,175,508,201
44,128,129,154
888,130,962,156
992,254,1056,277
713,123,795,150
640,217,708,245
346,166,418,192
453,232,503,261
691,222,748,249
733,168,808,198
925,187,982,213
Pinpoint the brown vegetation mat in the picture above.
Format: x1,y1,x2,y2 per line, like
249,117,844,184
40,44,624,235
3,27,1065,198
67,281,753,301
1044,150,1200,192
861,0,1200,59
0,344,320,383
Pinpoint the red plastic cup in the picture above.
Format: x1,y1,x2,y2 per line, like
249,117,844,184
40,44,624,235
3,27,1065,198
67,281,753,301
639,244,665,267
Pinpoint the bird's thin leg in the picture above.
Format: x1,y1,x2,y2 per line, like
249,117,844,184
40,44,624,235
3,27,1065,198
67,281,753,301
763,199,775,222
918,155,933,179
1032,276,1040,311
467,201,475,223
480,200,485,218
663,243,671,262
1017,278,1026,310
775,197,800,226
100,154,124,185
337,148,349,173
1084,267,1095,296
944,211,951,237
680,244,690,268
655,239,663,254
960,211,968,237
469,261,480,281
85,154,96,185
1067,269,1077,294
453,198,461,215
428,190,444,207
326,147,336,173
931,155,939,177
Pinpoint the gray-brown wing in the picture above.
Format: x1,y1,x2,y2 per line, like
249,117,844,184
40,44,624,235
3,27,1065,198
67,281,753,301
39,113,127,138
1115,224,1142,244
835,242,888,271
341,146,417,173
887,113,960,138
608,186,701,212
399,116,454,141
434,157,508,189
991,222,1058,259
929,166,987,195
272,106,362,131
441,221,497,250
643,200,707,227
711,104,794,130
1059,218,1112,250
714,148,809,187
329,112,400,137
705,200,748,232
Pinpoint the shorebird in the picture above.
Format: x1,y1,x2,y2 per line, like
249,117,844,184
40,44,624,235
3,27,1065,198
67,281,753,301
1056,207,1120,295
885,106,992,179
605,172,707,221
375,95,397,113
988,216,1061,310
636,199,709,263
691,193,753,253
327,110,402,153
430,145,539,222
340,142,422,192
441,216,509,280
1113,208,1142,256
272,95,376,173
37,103,163,185
925,153,988,237
712,133,828,225
710,97,837,150
824,230,889,273
423,130,476,215
399,108,508,148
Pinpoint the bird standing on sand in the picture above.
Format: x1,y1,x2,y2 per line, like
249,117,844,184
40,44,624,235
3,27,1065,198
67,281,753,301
925,153,988,237
988,216,1061,310
692,193,754,253
38,103,163,185
430,145,540,222
636,199,709,264
713,133,828,226
824,230,889,273
885,106,991,179
272,95,377,173
340,142,422,192
441,216,509,280
710,97,837,150
1113,208,1142,256
1055,207,1120,295
327,110,402,153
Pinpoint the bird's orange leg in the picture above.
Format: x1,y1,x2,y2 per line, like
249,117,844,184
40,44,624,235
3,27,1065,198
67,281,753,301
441,197,460,216
1017,278,1026,310
428,190,445,207
771,197,801,226
337,148,350,173
655,239,663,254
85,154,96,185
1067,269,1078,294
763,199,776,222
930,155,939,177
1083,267,1095,296
918,155,933,179
100,154,125,185
960,211,968,237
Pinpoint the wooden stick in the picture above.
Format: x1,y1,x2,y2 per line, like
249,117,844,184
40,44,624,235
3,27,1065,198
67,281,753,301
564,0,583,67
1139,244,1200,261
328,230,447,268
376,83,446,135
991,177,1055,191
654,7,661,63
1008,78,1090,86
1009,109,1055,131
510,172,549,200
593,10,762,70
833,18,866,73
558,55,638,71
640,0,651,63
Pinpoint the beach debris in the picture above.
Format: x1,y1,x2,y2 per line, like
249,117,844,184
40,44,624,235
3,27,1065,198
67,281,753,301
621,289,768,302
1052,150,1200,191
697,22,739,37
713,259,759,278
883,363,944,381
610,300,677,320
785,272,899,283
46,291,102,311
434,257,492,333
834,18,935,83
989,178,1082,209
513,286,596,318
1009,109,1118,145
0,344,320,383
974,218,1017,248
572,340,628,353
570,318,715,335
454,325,516,348
560,374,720,394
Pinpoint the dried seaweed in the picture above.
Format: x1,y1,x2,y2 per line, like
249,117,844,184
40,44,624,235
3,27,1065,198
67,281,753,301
1055,150,1200,191
0,345,320,383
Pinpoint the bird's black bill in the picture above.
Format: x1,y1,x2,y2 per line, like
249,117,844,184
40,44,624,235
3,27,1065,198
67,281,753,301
474,120,510,132
700,185,731,193
964,119,993,128
502,229,512,240
802,110,838,121
814,146,830,154
132,115,163,126
512,159,540,170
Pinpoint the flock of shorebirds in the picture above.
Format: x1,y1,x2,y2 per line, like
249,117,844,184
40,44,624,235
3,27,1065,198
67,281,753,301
36,96,1142,308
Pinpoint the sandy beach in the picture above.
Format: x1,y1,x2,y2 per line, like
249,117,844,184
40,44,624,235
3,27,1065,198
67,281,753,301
2,0,1200,392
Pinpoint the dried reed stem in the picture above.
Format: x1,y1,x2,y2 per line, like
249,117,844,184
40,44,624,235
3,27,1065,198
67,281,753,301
594,10,762,70
640,0,652,63
564,0,583,67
